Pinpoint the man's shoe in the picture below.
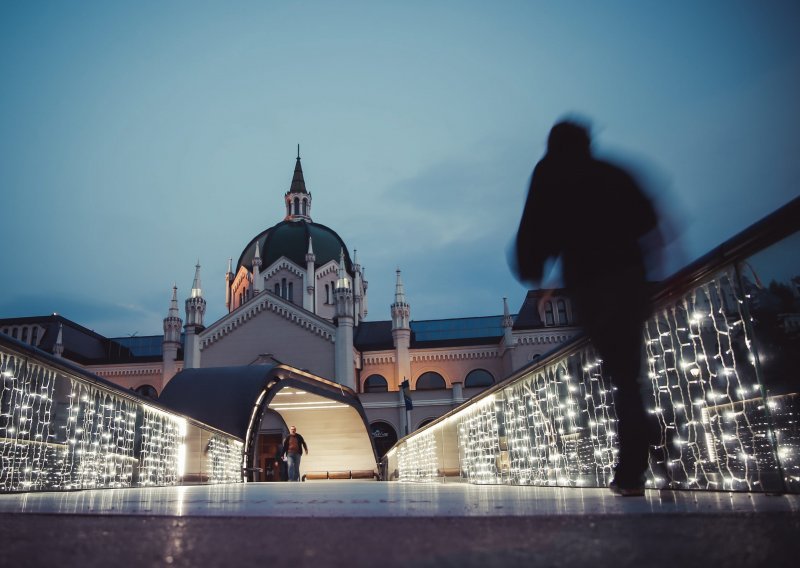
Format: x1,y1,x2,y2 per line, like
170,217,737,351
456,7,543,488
609,480,645,497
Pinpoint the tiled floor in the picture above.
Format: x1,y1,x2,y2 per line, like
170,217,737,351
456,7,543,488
1,480,798,517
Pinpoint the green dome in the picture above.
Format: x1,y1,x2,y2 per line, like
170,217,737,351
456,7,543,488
237,220,354,276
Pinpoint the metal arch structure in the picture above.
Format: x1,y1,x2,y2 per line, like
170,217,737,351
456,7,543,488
159,364,379,481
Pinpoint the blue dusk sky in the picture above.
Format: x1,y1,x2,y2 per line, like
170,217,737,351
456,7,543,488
1,1,798,337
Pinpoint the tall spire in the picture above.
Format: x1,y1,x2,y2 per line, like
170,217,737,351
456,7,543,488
191,261,202,298
289,145,307,194
252,242,262,294
391,268,410,331
284,147,312,221
393,268,406,304
169,284,180,318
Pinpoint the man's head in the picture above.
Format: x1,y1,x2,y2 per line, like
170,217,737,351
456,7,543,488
547,120,591,159
289,426,297,434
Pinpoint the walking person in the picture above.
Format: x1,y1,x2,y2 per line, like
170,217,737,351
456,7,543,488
513,119,662,496
282,425,308,482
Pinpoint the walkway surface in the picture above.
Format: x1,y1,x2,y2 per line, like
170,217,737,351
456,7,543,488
2,482,799,567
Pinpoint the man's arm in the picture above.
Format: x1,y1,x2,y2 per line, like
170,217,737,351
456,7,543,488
301,436,308,455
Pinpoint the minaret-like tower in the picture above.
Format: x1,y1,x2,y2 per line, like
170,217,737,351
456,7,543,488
304,237,316,312
502,297,514,345
184,262,206,369
333,249,355,390
391,268,411,390
252,242,262,295
162,285,183,385
53,323,64,358
353,249,362,326
224,258,233,312
284,145,312,222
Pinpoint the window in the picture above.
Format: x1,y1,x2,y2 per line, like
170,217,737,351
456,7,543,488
281,278,287,298
544,301,554,326
363,374,388,393
325,284,330,304
557,300,568,325
417,418,435,429
293,197,300,215
21,327,28,342
464,369,494,388
302,199,307,216
135,385,158,399
288,282,294,302
11,328,17,339
31,327,39,345
274,283,281,295
415,371,446,390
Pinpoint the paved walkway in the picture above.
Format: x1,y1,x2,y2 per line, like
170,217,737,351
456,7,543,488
1,482,798,567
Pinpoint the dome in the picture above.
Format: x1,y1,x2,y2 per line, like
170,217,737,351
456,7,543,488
237,220,354,275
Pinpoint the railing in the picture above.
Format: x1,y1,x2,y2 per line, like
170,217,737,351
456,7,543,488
0,336,243,492
385,196,800,493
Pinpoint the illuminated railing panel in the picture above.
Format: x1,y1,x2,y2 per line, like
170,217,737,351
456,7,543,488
0,341,244,492
388,201,799,493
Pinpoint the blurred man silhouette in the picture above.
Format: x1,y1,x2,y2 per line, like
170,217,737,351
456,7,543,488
514,120,661,496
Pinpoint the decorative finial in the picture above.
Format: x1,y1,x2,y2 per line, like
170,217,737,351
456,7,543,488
297,144,300,159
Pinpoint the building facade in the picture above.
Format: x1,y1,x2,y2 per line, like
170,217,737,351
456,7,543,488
0,152,581,463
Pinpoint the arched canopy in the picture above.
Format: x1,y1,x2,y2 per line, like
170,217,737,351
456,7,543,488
160,364,378,478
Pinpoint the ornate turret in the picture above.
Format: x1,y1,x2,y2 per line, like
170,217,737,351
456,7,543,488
184,262,206,369
391,269,411,395
225,258,234,311
304,237,316,311
162,285,183,384
334,249,355,390
53,323,64,358
252,242,262,295
284,145,312,222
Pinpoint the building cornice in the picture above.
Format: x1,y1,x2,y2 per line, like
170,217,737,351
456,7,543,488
410,345,499,363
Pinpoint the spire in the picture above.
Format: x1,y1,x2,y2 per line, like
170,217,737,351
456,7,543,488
53,323,64,358
169,284,180,318
252,242,262,294
306,236,315,257
226,257,233,276
252,241,262,269
191,261,202,298
289,145,307,194
391,268,410,331
336,248,350,289
502,297,513,328
394,268,406,304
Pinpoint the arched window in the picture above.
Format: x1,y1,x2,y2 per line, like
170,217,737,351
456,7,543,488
464,369,494,388
281,278,287,298
370,421,398,458
302,199,307,216
544,301,554,326
416,371,446,390
417,418,436,429
325,284,330,304
20,327,28,342
557,300,568,325
293,197,300,215
363,374,388,393
31,327,39,346
135,385,158,399
274,283,281,295
288,282,294,302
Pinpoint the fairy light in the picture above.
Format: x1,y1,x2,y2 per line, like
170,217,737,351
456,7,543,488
1,343,243,492
394,265,799,493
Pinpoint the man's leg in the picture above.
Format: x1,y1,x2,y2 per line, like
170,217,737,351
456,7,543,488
287,454,297,481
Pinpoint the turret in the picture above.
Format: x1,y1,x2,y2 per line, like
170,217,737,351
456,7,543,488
284,145,312,222
333,249,355,390
305,236,316,312
252,242,262,295
184,262,206,369
162,285,183,384
391,268,411,394
502,297,514,346
353,249,362,326
53,323,64,358
225,258,233,312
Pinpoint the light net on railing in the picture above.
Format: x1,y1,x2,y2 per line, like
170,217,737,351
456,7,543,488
397,265,798,492
207,435,243,483
397,428,438,482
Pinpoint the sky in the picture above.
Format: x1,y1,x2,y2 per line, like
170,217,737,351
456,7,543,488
1,0,798,337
